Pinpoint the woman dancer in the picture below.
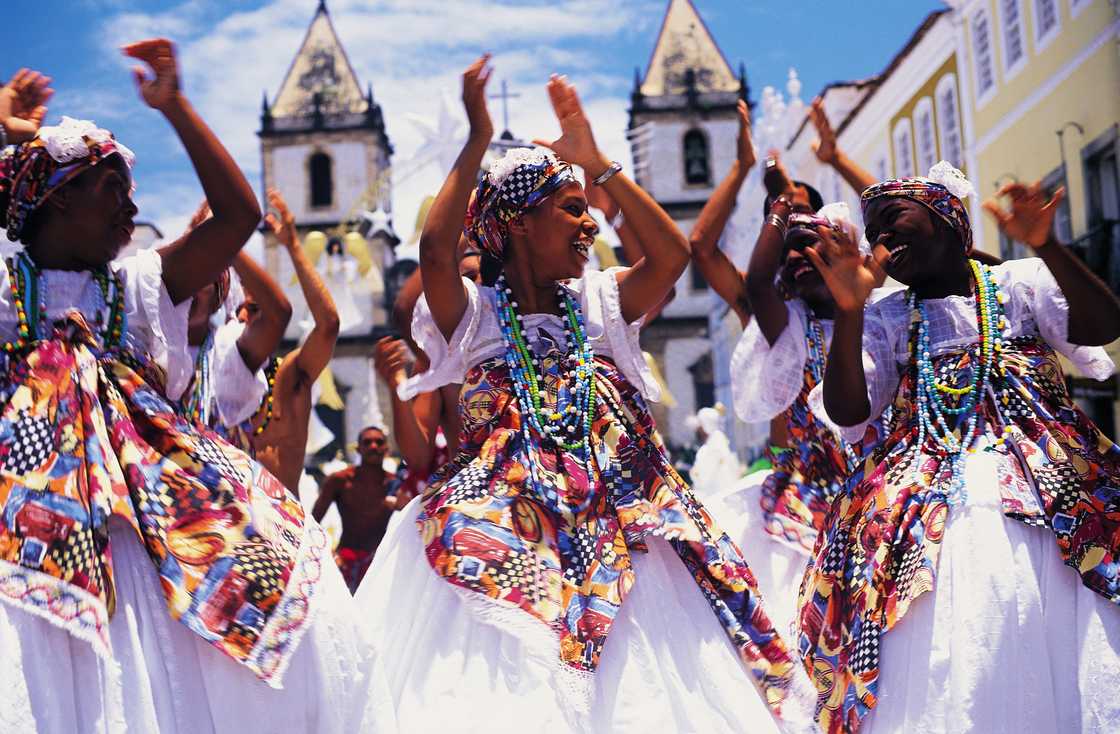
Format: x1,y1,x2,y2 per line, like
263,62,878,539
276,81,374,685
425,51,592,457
0,43,388,733
714,198,883,634
800,162,1120,732
357,56,814,733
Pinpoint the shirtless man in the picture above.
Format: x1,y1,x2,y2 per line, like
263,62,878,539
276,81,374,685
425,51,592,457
250,188,340,493
313,425,393,592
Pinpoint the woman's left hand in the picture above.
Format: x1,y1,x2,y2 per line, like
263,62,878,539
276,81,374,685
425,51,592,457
983,180,1064,249
122,38,182,112
533,74,609,177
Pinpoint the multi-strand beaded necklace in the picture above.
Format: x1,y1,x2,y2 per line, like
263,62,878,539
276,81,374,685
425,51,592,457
2,251,126,353
494,275,597,508
909,258,1006,505
804,313,859,470
184,332,214,425
253,355,281,436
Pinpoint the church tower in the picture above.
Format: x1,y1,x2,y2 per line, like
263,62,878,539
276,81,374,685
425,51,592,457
259,1,396,462
629,0,749,448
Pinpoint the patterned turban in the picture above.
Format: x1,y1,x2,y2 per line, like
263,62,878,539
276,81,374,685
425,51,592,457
464,147,579,261
0,116,135,242
861,160,974,253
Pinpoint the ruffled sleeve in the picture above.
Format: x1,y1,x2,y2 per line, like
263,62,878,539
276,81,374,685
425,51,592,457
580,267,660,402
209,319,269,427
1001,257,1115,380
398,277,485,401
808,296,904,444
115,248,193,401
730,300,808,423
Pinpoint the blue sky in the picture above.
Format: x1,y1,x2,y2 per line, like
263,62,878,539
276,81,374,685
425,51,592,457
1,0,944,242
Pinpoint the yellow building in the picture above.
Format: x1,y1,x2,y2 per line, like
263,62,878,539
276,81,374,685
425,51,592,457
955,0,1120,431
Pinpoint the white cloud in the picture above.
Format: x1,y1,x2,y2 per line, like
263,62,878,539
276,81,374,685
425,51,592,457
94,0,654,240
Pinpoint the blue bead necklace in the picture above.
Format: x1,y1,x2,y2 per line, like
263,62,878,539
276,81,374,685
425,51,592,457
910,258,1006,506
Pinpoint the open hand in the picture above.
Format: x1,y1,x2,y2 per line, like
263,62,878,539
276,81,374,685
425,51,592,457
735,99,756,171
803,223,878,313
122,38,181,111
0,69,53,144
809,97,838,164
533,74,608,176
264,188,298,248
982,181,1064,249
462,54,494,142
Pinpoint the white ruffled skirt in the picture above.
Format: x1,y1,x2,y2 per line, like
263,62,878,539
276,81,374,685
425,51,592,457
355,499,816,733
707,469,810,639
0,517,397,734
863,439,1120,733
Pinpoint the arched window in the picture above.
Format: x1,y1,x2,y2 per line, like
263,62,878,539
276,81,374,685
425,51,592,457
683,129,711,186
893,119,915,178
913,97,938,174
935,74,963,168
309,151,333,208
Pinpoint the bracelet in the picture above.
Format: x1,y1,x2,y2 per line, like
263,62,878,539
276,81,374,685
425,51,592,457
766,213,787,238
592,161,623,186
610,210,625,230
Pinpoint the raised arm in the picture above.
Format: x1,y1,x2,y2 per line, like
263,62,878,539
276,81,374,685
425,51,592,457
0,69,53,144
421,55,493,341
124,39,261,305
534,75,688,323
744,194,793,345
226,250,289,372
690,99,755,326
802,226,881,426
810,97,877,195
267,189,339,383
984,182,1120,346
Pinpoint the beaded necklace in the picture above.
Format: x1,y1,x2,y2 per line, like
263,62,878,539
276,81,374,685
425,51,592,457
184,332,214,425
803,312,859,470
2,251,126,353
253,355,281,435
909,258,1006,505
494,275,597,508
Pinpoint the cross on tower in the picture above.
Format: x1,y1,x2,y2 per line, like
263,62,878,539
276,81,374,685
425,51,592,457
489,80,521,138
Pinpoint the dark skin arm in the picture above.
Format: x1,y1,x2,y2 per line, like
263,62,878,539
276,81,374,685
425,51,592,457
125,39,262,305
422,55,493,342
267,189,339,384
802,224,881,427
809,97,877,195
533,76,689,323
744,195,792,345
690,99,755,327
312,474,341,523
374,337,437,473
984,182,1120,345
232,251,291,372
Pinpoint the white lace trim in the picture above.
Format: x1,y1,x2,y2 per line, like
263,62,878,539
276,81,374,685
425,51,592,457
38,116,135,166
0,558,112,658
486,147,558,188
926,160,974,200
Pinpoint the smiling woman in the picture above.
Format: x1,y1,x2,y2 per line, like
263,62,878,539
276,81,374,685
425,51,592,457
0,43,393,734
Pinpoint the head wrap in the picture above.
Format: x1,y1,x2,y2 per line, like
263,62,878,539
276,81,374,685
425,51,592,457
787,201,868,256
0,116,135,243
861,160,974,253
464,147,579,261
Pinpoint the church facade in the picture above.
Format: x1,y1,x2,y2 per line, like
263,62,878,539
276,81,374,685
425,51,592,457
629,0,750,449
258,1,398,462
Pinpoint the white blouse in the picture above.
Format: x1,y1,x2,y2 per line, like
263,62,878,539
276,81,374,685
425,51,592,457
400,267,659,402
188,319,269,428
0,248,194,400
729,288,903,424
811,257,1115,443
